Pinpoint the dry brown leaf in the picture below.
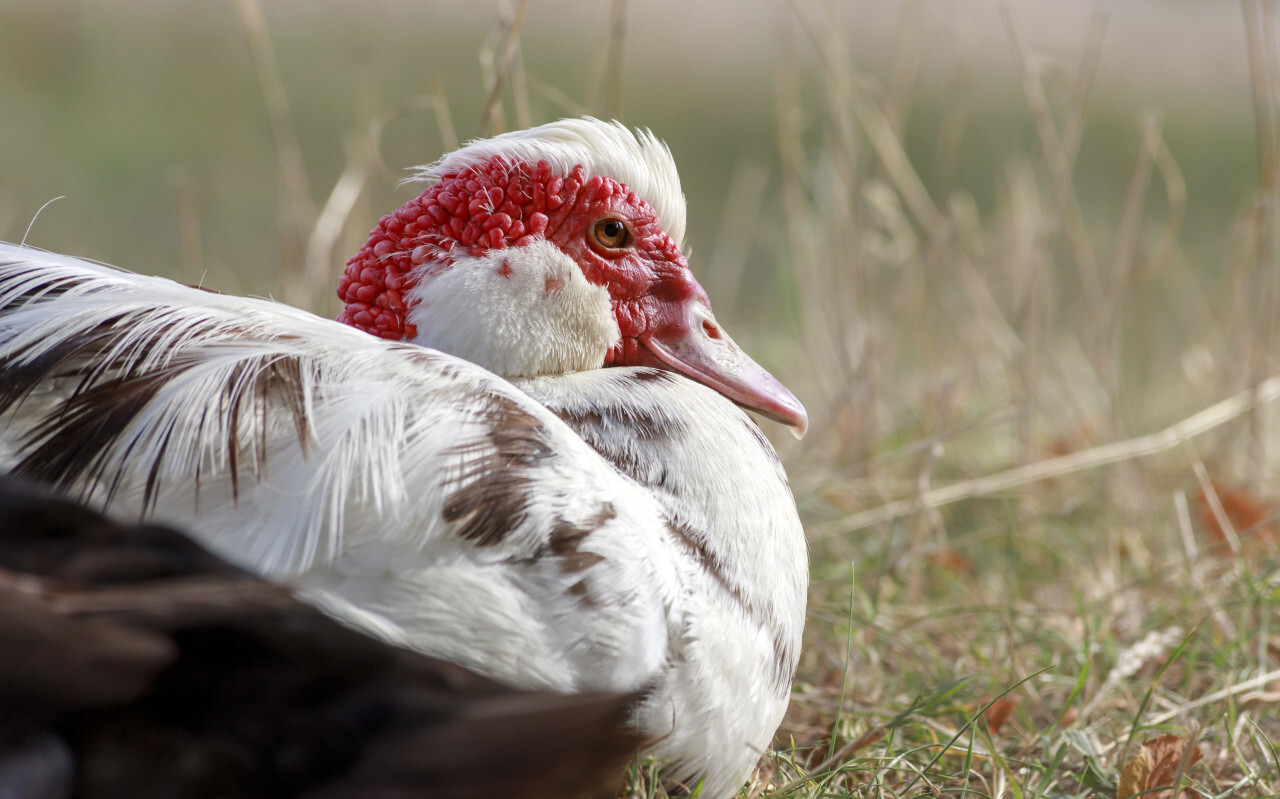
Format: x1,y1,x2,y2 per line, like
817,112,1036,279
1117,733,1203,799
983,696,1019,735
1194,482,1277,555
928,548,974,577
821,667,846,688
1043,422,1096,457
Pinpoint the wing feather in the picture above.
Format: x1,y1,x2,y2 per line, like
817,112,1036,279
0,242,680,692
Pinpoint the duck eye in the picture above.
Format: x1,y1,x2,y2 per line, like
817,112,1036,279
592,218,631,249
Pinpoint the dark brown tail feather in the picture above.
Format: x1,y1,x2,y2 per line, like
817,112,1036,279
0,477,644,799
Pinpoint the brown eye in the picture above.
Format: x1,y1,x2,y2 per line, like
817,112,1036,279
591,218,631,249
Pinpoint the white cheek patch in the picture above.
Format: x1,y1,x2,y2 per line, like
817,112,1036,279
405,239,620,377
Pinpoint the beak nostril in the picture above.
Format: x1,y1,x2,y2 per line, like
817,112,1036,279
702,320,722,340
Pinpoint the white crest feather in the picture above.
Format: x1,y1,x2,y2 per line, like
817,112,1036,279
415,118,688,247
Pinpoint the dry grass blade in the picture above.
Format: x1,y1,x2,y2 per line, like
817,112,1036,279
234,0,315,308
304,151,368,318
431,76,459,153
524,72,591,117
1242,0,1280,478
932,20,973,194
1144,667,1280,727
604,0,627,120
511,49,533,130
367,91,459,184
1105,114,1163,331
477,0,529,136
773,22,839,408
786,0,943,234
818,376,1280,535
1059,7,1109,169
508,38,532,129
775,725,886,794
171,169,203,286
707,159,770,312
1000,4,1109,400
1150,136,1188,275
1188,456,1246,558
1173,490,1239,639
884,0,926,137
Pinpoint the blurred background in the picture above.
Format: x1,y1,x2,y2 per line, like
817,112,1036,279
3,2,1279,788
2,0,1272,501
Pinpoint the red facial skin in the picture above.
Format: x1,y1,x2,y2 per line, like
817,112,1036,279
337,157,687,363
338,156,807,432
545,174,702,369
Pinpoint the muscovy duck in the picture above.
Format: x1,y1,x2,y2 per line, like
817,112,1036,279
0,118,808,797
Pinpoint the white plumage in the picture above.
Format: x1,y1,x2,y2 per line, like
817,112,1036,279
0,119,808,798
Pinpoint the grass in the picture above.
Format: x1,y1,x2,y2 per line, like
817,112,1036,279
761,3,1280,796
3,1,1279,797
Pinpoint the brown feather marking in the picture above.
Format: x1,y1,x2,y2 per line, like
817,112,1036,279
548,502,615,573
0,269,91,311
401,346,468,382
553,402,682,445
625,368,678,384
564,579,601,608
15,370,175,501
218,354,312,500
771,627,798,695
665,517,797,696
544,393,689,498
441,396,554,547
267,355,310,455
0,297,315,507
664,517,736,603
0,314,129,413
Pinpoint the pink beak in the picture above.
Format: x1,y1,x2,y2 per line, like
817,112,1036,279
639,292,808,438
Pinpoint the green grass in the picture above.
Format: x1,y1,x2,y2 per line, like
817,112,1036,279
3,1,1278,797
